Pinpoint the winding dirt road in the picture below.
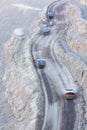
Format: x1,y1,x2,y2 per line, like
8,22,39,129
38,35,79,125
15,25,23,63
31,0,79,130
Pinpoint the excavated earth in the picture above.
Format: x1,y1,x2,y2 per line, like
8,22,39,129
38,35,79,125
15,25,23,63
1,0,87,129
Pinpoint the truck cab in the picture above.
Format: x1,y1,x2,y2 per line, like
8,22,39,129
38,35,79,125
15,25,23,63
37,59,46,69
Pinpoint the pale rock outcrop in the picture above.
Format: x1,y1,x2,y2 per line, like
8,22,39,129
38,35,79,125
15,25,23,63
3,17,44,130
65,1,87,57
76,0,87,5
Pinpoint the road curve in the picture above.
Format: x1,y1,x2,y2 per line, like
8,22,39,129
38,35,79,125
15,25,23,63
31,0,78,130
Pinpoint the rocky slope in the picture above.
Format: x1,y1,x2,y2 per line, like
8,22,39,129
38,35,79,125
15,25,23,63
2,0,87,130
65,1,87,57
59,0,87,129
3,16,44,130
65,0,87,94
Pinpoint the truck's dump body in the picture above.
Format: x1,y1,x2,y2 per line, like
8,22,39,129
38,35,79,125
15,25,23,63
65,89,76,100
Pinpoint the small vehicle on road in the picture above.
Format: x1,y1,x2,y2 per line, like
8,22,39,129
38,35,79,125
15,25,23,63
47,11,55,19
37,59,46,69
65,88,76,100
41,27,51,35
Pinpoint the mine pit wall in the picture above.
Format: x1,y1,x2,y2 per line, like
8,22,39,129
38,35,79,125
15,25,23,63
2,1,87,129
64,1,87,57
54,1,87,129
3,15,44,130
62,0,87,88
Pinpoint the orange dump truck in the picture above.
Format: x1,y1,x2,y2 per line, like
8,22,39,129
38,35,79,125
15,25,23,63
65,88,76,100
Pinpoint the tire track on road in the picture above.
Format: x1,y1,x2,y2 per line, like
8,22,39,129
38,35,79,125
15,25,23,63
47,1,77,129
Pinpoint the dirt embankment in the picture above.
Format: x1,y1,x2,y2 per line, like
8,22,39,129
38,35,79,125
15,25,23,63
3,15,44,130
59,0,87,130
64,1,87,86
2,1,87,130
65,1,87,57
